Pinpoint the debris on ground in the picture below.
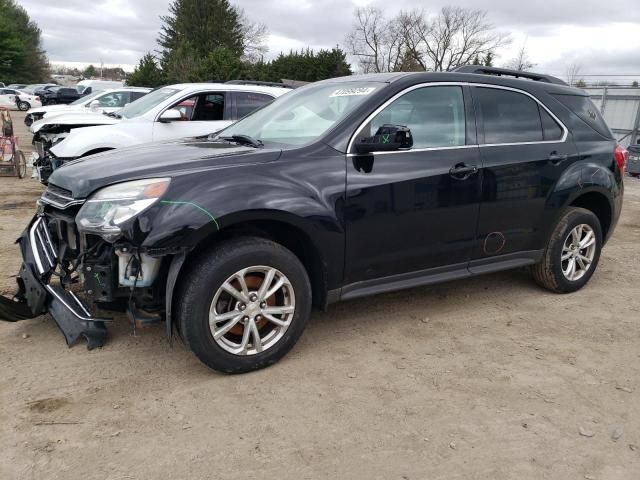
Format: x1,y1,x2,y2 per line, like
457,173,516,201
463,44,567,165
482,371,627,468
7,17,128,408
579,426,595,438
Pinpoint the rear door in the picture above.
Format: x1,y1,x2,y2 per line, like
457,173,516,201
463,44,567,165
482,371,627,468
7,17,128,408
152,91,232,141
472,85,579,259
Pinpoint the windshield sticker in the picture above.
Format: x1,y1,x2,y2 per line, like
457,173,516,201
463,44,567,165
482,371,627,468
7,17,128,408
329,87,376,98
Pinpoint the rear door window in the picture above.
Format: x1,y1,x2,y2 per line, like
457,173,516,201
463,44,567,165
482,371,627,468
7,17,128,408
551,94,613,139
235,92,274,118
475,87,543,144
130,91,147,102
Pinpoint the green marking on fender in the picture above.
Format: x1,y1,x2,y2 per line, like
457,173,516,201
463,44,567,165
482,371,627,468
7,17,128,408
382,134,390,144
160,200,220,230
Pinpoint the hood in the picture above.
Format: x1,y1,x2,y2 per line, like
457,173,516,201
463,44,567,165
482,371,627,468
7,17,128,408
48,138,283,198
29,104,69,116
31,112,120,133
42,106,98,119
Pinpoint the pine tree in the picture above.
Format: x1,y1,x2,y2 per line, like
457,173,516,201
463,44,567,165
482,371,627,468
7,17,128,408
127,54,165,87
483,52,494,67
0,0,49,83
158,0,244,68
83,65,98,78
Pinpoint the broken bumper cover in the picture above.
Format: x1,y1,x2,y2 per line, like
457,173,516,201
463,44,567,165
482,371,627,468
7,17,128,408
0,216,108,350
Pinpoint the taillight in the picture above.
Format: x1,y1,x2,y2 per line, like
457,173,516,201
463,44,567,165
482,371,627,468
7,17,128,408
615,145,628,175
35,96,40,102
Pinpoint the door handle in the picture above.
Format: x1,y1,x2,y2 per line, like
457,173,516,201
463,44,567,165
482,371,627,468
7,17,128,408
449,163,479,180
549,152,568,165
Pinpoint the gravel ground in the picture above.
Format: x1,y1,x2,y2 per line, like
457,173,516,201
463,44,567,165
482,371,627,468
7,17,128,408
1,111,640,480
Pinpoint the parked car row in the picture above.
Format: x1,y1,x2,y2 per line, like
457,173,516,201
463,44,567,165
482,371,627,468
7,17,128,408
30,82,291,183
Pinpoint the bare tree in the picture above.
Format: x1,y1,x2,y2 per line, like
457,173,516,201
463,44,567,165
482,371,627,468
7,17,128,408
237,8,269,63
346,7,405,73
505,40,536,71
399,7,510,71
565,62,583,86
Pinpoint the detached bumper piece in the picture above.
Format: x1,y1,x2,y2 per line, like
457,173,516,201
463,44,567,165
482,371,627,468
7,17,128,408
0,216,109,350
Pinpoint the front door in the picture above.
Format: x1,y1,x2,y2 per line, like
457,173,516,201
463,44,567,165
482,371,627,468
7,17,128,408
152,92,233,141
344,84,482,284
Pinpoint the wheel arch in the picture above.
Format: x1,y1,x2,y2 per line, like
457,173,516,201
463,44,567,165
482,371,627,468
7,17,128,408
187,217,329,309
568,190,613,240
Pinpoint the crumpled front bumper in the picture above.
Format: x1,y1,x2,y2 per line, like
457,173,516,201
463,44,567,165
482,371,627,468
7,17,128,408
0,216,108,350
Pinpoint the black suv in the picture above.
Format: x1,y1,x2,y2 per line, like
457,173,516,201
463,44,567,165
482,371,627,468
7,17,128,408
40,86,82,105
0,67,625,373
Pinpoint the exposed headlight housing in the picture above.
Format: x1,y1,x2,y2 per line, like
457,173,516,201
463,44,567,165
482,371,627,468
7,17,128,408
76,178,170,242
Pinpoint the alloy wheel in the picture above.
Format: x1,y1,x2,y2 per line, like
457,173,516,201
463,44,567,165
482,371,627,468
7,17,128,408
561,224,596,281
209,266,296,355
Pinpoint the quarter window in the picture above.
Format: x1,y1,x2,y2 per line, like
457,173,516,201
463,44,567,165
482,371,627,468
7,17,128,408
475,88,543,144
540,108,563,141
365,86,466,149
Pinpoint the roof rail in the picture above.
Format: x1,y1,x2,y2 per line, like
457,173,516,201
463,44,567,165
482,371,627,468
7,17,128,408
453,65,568,86
225,80,295,89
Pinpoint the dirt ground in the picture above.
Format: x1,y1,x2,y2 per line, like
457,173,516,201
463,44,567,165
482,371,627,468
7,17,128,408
1,111,639,480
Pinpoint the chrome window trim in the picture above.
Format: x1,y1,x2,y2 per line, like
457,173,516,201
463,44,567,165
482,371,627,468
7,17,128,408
346,81,568,156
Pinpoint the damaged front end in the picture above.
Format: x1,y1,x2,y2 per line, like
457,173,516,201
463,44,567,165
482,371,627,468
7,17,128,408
32,124,91,184
0,178,175,349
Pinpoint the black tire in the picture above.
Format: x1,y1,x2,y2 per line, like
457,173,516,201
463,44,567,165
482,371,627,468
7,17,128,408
177,237,312,374
15,150,26,178
18,101,30,111
24,115,33,127
531,207,603,293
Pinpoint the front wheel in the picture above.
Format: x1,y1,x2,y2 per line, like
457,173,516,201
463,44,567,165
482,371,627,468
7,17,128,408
177,237,312,373
18,101,30,111
531,207,603,293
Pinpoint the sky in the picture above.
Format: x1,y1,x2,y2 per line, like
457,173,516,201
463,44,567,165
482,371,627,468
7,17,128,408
17,0,640,82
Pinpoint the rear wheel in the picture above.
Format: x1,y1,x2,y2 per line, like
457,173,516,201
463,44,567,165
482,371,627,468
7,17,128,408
177,237,311,373
15,151,26,178
18,101,30,111
531,207,602,293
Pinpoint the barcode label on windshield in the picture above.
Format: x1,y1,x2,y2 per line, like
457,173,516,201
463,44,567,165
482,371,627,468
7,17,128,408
329,87,376,97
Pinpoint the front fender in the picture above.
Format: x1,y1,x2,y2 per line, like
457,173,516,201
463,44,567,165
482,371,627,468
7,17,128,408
50,125,140,158
126,147,346,286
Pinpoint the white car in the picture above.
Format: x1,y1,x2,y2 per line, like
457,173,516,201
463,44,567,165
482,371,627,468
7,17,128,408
25,87,151,126
0,88,42,111
35,82,291,183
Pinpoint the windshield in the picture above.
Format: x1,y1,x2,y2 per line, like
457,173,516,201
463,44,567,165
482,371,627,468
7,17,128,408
71,90,102,105
219,82,384,147
120,87,180,119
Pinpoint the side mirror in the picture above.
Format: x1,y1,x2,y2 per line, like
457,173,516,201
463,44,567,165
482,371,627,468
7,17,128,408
355,124,413,154
89,100,101,109
159,109,182,123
